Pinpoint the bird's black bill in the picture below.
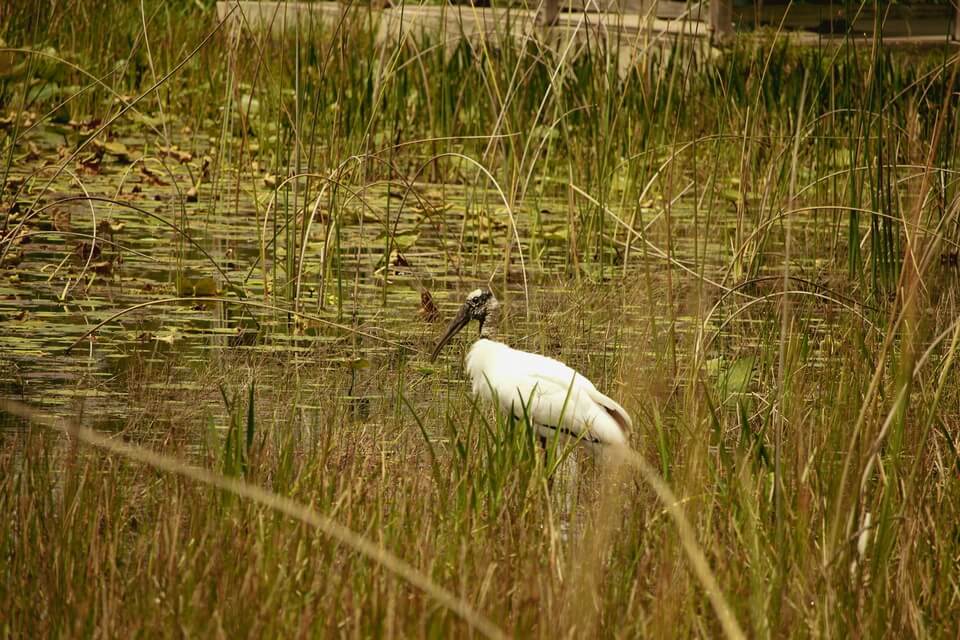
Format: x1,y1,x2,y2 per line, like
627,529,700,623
430,305,470,361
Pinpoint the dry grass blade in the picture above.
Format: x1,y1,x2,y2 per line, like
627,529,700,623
0,398,508,640
610,445,746,640
4,6,960,635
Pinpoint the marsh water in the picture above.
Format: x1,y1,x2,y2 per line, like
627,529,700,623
0,116,869,438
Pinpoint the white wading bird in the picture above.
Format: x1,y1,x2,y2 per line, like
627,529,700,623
430,288,631,449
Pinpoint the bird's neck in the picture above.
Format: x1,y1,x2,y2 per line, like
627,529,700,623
478,304,500,339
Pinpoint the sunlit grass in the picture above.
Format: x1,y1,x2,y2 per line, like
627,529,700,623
2,1,960,637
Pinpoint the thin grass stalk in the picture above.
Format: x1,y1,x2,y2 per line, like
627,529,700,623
826,56,957,572
775,70,807,619
0,398,508,640
611,444,746,640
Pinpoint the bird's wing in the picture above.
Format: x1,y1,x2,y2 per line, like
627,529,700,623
583,386,633,432
500,352,629,445
517,352,632,431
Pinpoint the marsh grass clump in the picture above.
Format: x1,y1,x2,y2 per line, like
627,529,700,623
2,1,960,637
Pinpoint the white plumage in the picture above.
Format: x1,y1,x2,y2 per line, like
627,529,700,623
431,288,631,448
465,339,630,446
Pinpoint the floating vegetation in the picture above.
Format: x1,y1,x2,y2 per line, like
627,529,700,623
1,1,959,637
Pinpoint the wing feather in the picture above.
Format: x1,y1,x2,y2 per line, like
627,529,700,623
584,387,633,432
523,363,633,433
466,340,631,446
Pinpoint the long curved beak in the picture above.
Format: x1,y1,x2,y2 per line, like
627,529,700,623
430,304,470,361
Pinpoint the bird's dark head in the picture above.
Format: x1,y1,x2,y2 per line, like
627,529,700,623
464,288,498,322
430,288,500,361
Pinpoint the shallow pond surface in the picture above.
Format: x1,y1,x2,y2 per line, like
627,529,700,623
0,118,852,437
